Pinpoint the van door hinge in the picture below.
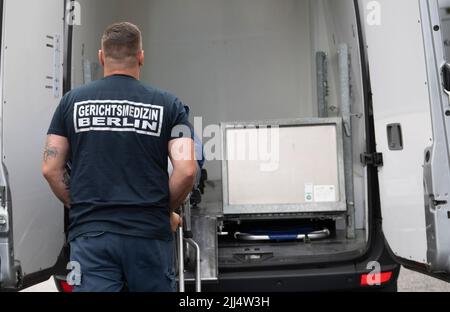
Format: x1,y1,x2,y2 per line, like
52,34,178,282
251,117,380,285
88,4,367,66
361,152,384,167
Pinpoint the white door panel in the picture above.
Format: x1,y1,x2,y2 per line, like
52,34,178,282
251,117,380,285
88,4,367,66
0,0,65,288
360,0,450,276
360,0,430,264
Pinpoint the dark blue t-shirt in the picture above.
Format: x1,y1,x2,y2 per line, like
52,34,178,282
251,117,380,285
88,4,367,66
47,74,193,242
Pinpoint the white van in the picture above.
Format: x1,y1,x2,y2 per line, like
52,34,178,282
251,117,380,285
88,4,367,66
1,0,449,292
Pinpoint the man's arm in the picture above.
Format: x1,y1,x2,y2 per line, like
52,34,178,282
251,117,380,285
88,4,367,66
168,138,197,211
42,135,71,208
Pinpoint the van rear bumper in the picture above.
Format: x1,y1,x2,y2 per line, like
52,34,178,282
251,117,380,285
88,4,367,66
198,228,400,292
200,263,400,292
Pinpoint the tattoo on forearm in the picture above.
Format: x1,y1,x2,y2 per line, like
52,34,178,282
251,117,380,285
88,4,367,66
43,145,58,161
63,170,71,190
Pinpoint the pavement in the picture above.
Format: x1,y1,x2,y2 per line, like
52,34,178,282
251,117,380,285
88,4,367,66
398,268,450,292
21,278,57,292
21,268,450,292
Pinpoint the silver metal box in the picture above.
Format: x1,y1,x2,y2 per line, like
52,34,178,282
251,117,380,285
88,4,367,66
221,118,347,215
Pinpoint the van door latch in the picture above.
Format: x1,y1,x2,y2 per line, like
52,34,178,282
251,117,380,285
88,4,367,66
0,186,6,208
361,153,384,167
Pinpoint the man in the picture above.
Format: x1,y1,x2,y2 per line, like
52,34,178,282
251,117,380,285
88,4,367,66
42,22,197,292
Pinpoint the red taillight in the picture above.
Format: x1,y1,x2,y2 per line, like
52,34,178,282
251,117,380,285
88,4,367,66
360,271,393,286
59,280,74,293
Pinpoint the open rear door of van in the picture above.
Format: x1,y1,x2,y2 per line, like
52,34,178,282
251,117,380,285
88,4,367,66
360,0,450,280
0,0,66,290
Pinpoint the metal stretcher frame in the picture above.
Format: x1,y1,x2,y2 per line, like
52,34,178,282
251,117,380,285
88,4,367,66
221,118,347,216
234,229,331,242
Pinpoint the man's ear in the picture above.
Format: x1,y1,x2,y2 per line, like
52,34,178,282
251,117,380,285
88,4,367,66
138,50,145,67
98,50,105,66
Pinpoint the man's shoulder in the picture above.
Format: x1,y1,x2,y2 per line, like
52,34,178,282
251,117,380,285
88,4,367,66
140,83,178,105
63,80,179,109
61,81,102,106
66,80,106,98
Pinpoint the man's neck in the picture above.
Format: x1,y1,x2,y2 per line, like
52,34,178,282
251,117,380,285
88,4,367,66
104,68,140,80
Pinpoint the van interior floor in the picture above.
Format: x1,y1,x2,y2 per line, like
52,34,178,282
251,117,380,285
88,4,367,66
191,180,367,270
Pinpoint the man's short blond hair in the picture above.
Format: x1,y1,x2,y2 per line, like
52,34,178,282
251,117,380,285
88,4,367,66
101,22,142,63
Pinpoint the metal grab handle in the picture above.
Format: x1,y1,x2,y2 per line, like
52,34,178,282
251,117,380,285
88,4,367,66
178,226,185,293
176,229,202,293
176,197,202,293
185,238,201,292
